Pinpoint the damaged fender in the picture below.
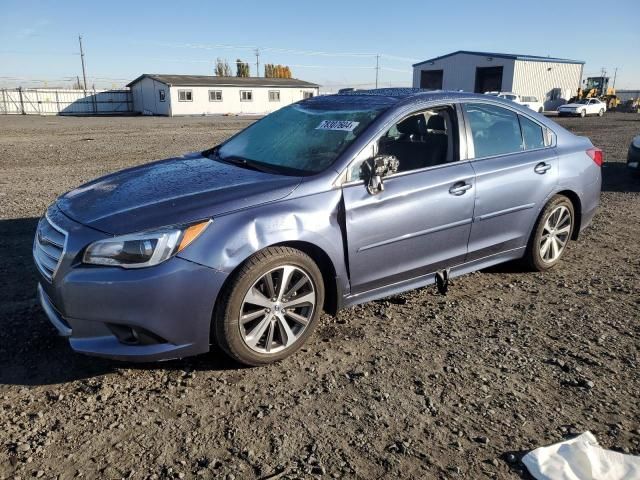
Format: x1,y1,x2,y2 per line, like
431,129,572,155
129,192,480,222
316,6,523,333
177,188,350,302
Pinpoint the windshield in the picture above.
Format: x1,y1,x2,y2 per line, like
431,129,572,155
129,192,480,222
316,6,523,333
216,102,387,175
576,99,590,104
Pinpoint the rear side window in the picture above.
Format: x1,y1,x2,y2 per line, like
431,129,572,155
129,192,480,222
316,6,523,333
520,115,545,150
464,103,523,158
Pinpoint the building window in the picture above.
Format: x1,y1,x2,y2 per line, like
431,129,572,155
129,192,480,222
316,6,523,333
158,89,166,102
303,91,314,99
209,90,222,102
240,90,253,102
268,90,280,102
178,89,193,102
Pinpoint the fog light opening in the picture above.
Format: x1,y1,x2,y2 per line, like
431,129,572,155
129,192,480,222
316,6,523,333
108,324,167,346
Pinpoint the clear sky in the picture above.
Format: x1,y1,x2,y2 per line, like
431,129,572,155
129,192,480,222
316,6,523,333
1,0,638,92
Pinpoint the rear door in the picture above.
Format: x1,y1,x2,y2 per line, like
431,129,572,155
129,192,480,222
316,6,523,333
463,102,558,261
341,103,476,295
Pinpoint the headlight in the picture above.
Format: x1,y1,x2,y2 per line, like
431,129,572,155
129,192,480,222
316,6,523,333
83,220,211,268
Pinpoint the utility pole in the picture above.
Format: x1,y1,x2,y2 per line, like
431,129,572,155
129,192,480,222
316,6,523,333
254,48,260,77
612,67,618,90
375,54,380,89
78,35,88,90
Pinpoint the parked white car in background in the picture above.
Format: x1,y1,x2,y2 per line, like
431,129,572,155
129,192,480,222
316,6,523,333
519,95,545,113
484,92,544,112
558,98,607,118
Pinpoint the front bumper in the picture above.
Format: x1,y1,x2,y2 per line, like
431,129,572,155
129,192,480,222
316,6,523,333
35,206,228,362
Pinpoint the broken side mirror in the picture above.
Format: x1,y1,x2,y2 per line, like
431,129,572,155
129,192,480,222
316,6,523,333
365,155,399,195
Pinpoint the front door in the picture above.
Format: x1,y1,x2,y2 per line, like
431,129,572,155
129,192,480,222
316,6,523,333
341,104,476,295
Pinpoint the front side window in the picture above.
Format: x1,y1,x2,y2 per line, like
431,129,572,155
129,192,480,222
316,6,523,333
464,103,523,158
178,89,192,102
209,90,222,101
268,90,280,102
520,115,545,150
347,105,459,181
216,101,387,175
240,90,253,102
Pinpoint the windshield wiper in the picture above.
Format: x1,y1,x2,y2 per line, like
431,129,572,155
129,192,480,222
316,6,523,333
220,155,274,173
206,149,271,173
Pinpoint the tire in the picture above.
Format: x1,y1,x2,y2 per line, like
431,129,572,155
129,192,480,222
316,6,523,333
524,195,575,271
538,107,543,113
580,109,586,118
213,246,325,366
598,108,604,117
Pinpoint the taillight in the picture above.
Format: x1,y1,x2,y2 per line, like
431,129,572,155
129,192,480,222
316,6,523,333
586,147,603,167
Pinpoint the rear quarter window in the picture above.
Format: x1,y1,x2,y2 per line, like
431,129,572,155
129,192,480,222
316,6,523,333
520,115,546,150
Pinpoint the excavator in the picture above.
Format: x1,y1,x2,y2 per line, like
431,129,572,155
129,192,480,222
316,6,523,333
568,76,620,110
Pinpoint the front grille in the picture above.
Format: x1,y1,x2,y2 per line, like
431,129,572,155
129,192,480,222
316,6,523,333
33,214,67,281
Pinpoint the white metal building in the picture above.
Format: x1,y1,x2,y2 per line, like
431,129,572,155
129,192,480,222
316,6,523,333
412,51,584,110
127,74,319,116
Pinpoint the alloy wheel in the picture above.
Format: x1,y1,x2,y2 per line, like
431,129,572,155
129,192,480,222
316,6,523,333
539,205,572,263
239,265,316,354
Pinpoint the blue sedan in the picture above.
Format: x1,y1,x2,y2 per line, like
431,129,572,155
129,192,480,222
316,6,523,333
34,89,602,365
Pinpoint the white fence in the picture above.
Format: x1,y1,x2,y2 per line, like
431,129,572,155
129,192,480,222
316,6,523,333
0,88,133,115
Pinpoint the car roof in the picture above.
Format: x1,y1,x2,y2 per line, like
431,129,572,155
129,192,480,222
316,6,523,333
306,88,506,109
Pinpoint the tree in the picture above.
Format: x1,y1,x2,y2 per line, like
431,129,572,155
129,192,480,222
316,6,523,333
223,60,232,77
264,63,293,79
214,58,225,77
236,59,250,77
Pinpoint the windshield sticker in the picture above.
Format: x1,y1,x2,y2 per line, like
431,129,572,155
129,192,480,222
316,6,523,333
316,120,360,132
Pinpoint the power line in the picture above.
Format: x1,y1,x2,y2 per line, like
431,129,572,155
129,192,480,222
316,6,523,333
156,41,418,62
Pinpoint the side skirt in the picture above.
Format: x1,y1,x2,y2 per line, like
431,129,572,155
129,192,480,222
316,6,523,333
341,246,526,309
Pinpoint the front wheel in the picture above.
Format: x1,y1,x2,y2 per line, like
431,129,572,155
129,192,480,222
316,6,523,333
213,247,324,366
524,195,575,271
580,109,586,118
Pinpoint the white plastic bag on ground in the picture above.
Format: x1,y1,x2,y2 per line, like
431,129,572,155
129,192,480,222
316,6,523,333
522,431,640,480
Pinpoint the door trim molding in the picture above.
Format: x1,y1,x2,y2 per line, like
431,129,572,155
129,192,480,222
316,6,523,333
358,217,472,252
474,202,535,222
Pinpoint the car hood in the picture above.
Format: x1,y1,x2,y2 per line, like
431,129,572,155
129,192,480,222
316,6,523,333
559,103,584,109
57,152,302,234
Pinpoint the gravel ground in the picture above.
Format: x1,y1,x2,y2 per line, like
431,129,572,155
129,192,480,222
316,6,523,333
0,112,639,479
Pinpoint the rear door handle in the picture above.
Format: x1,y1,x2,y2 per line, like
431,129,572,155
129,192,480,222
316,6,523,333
449,182,472,196
534,162,552,174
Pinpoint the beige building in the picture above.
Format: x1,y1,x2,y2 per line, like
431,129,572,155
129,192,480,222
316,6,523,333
128,74,319,116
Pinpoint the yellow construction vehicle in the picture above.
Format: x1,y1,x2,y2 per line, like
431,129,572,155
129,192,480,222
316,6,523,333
569,76,620,110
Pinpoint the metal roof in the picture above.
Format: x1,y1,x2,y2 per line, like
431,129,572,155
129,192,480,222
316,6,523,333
126,74,319,88
412,50,585,67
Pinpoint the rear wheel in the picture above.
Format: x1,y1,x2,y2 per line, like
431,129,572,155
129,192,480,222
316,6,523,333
524,195,575,271
598,108,604,117
214,247,324,366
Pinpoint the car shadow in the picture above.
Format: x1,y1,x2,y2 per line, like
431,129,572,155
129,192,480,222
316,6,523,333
0,217,239,387
601,162,640,193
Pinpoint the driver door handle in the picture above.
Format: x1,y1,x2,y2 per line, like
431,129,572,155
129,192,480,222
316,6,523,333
534,162,552,174
449,181,472,196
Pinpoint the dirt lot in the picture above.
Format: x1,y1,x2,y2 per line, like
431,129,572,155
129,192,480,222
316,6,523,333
1,112,639,479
